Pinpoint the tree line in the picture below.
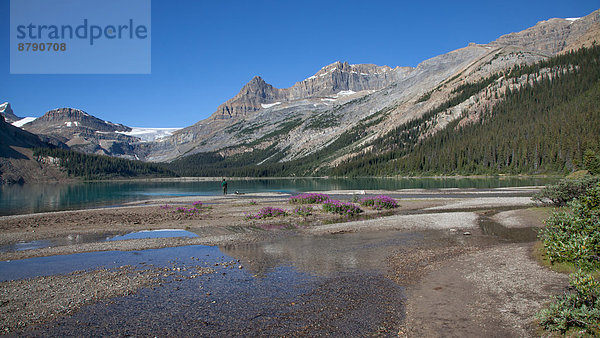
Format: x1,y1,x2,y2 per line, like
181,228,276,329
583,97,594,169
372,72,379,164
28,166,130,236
33,147,177,180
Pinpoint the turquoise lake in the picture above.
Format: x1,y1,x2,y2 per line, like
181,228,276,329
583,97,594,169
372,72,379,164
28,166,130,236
0,177,557,216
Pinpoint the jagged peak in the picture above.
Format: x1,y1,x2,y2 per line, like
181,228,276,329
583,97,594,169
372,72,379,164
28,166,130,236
305,61,398,81
241,75,273,91
0,102,20,122
0,102,13,113
250,75,265,83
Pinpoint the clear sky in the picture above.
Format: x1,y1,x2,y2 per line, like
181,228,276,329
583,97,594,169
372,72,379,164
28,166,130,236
1,0,598,127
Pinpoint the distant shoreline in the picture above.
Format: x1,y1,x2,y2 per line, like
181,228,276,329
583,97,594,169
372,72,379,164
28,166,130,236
86,174,562,183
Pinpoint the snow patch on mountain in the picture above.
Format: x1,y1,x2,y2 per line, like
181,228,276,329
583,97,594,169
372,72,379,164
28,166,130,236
261,102,282,109
336,90,356,96
118,127,182,142
12,117,36,127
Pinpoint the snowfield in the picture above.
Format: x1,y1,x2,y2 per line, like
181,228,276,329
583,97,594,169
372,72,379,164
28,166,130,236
12,117,37,127
118,127,182,142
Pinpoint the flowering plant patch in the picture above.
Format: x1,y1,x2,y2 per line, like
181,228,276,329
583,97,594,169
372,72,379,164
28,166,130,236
293,205,313,216
288,193,330,204
359,195,399,210
245,207,288,220
322,199,363,216
176,206,201,216
164,200,206,216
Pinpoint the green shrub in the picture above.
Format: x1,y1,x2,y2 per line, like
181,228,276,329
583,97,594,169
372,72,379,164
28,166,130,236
584,149,600,176
533,176,600,207
537,270,600,334
538,183,600,269
537,179,600,334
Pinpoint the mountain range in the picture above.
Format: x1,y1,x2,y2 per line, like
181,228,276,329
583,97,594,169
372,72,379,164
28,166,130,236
1,9,599,182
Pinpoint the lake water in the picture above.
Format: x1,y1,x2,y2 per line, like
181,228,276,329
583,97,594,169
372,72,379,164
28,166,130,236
0,177,556,216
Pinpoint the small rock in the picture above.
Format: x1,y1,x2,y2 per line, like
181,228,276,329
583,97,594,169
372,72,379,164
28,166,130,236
463,231,471,236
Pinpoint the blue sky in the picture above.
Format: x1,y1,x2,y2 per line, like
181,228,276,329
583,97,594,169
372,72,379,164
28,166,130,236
1,0,598,127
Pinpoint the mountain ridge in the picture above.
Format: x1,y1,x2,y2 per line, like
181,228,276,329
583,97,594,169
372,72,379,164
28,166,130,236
22,108,140,158
206,60,405,121
154,9,599,172
3,8,599,177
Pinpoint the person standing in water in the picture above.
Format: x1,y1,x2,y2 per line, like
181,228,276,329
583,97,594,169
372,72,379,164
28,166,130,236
222,178,228,195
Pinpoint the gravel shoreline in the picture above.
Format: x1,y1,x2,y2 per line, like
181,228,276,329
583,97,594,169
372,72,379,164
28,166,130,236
0,188,564,335
0,264,216,333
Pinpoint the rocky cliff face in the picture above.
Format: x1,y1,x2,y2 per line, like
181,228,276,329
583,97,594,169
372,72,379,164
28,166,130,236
0,102,20,123
287,61,410,99
210,61,406,121
490,9,600,54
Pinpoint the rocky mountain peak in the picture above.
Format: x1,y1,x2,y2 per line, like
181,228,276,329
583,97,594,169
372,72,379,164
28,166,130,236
249,75,266,84
241,75,275,94
197,58,408,124
0,102,20,123
0,102,13,114
212,76,283,120
207,60,405,122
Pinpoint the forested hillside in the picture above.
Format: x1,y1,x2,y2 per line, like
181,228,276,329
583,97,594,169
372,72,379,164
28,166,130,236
33,148,177,180
332,46,600,176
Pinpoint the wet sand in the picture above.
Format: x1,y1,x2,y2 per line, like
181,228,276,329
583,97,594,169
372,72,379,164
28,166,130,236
0,187,568,335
